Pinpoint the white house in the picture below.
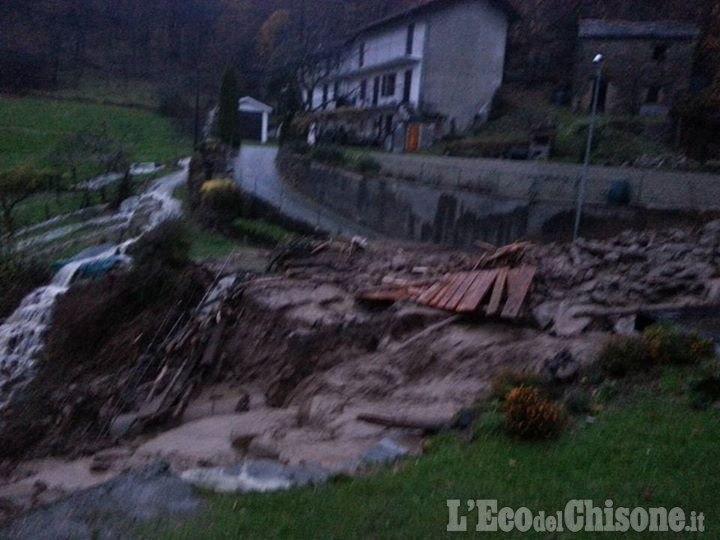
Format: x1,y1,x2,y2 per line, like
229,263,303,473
238,96,273,144
307,0,517,150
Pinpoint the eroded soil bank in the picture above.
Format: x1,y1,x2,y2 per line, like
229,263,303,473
2,221,720,528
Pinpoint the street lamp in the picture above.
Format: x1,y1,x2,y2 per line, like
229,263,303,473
573,53,604,241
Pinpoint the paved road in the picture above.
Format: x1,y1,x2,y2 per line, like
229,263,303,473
234,145,376,238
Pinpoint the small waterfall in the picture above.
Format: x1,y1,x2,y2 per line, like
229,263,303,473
0,168,186,409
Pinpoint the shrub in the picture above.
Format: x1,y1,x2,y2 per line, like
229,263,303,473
233,218,291,246
288,141,310,155
643,324,714,366
200,179,243,226
563,388,593,414
688,361,720,410
504,386,567,440
355,156,382,176
598,336,651,377
443,137,528,159
310,145,347,166
490,370,545,401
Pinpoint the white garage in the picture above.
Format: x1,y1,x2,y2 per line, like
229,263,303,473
238,96,273,144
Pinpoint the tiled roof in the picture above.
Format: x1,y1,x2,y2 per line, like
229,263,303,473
351,0,519,41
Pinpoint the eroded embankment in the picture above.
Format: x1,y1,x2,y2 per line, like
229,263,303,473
2,221,720,522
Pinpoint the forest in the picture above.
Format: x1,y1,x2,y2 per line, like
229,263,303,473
1,0,718,143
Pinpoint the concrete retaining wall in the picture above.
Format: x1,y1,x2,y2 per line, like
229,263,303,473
367,152,720,211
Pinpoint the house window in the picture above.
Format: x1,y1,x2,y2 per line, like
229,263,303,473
653,44,668,61
373,77,380,105
381,73,396,97
359,42,365,67
403,70,413,102
333,81,340,101
406,23,415,55
359,79,367,101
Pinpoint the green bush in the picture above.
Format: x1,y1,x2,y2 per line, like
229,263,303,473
598,325,715,378
504,386,567,440
490,370,545,401
288,141,311,155
355,156,382,176
443,136,527,158
310,145,347,166
233,218,291,247
563,388,593,414
688,361,720,410
200,179,243,225
598,336,651,377
643,324,714,366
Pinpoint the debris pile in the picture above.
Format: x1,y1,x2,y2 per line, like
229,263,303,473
526,221,720,335
359,266,537,320
2,222,720,522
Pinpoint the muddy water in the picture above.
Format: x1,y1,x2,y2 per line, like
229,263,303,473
0,168,186,410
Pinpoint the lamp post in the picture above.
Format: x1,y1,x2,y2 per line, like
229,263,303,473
573,53,604,241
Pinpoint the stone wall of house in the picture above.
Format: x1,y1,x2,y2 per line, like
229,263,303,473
574,37,697,116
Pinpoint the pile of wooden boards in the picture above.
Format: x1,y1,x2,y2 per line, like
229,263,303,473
358,266,536,320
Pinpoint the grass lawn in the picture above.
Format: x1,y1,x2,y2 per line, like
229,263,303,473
12,191,104,230
0,96,191,171
156,370,719,539
172,185,241,260
38,76,161,109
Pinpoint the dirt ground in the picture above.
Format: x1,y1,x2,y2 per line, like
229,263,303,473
2,223,719,527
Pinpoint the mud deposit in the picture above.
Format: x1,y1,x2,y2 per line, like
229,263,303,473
2,221,719,530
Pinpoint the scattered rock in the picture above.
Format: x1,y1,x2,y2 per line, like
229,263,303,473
613,315,637,335
543,350,580,384
234,393,250,413
360,438,409,466
552,303,593,338
247,436,281,461
180,459,330,494
109,413,140,441
532,301,558,330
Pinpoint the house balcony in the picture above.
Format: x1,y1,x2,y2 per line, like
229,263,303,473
332,55,421,82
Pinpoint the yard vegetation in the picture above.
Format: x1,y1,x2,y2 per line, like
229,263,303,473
0,96,190,233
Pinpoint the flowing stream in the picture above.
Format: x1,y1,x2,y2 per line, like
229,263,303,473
0,167,186,409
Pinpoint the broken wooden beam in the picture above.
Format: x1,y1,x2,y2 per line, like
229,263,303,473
356,413,450,434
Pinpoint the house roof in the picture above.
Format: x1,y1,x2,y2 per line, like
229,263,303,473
350,0,519,42
238,96,273,113
579,19,701,40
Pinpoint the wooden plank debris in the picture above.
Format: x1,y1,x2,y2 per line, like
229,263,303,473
444,272,482,312
486,267,509,316
356,413,450,434
456,269,498,313
501,266,537,319
414,280,446,305
358,265,536,320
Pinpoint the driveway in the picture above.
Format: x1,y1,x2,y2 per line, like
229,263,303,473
234,145,376,238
